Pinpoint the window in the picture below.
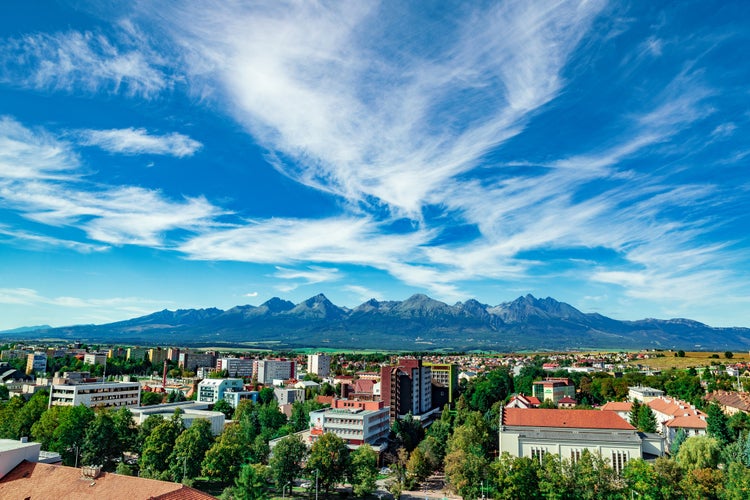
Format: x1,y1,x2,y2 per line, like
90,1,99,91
570,450,581,463
611,451,627,474
531,447,546,465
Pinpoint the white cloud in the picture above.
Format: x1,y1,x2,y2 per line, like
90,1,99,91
0,30,169,97
344,285,384,302
156,0,606,216
0,225,109,253
78,128,202,157
244,292,258,298
0,118,223,247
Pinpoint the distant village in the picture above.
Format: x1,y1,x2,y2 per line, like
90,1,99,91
2,342,750,498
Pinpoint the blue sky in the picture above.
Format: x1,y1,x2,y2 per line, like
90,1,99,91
1,0,749,330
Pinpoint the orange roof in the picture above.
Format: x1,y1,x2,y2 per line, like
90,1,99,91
648,397,706,418
601,402,633,412
0,461,215,500
503,408,636,430
664,415,707,429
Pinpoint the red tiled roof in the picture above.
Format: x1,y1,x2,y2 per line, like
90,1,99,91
601,402,633,412
648,397,706,418
503,408,636,430
0,461,215,499
664,415,707,429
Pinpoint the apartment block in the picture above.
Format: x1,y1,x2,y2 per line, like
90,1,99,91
48,381,141,408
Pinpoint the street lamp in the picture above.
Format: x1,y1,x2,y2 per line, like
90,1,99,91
282,481,291,499
315,469,319,500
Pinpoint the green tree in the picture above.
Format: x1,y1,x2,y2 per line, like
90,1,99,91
406,446,432,487
141,391,164,406
112,407,137,458
53,404,96,466
140,412,183,478
671,428,687,456
0,396,25,439
306,432,350,494
675,436,721,471
136,414,165,454
31,405,68,450
724,461,750,500
268,433,307,491
728,411,750,441
680,467,724,500
653,457,684,500
13,390,49,439
213,399,234,419
492,453,540,500
202,425,245,483
706,403,731,446
622,458,659,499
629,399,642,426
234,463,270,500
725,351,734,359
350,444,378,497
568,450,620,500
0,385,8,400
81,410,121,470
258,387,275,405
257,401,287,440
637,405,658,433
167,390,187,403
392,413,425,453
464,367,513,413
169,418,214,482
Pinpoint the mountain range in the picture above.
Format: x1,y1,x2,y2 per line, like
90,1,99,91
3,294,749,351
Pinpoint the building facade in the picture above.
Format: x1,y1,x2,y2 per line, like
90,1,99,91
48,381,141,408
256,359,295,385
308,398,390,451
217,358,254,378
196,378,244,404
83,353,107,366
25,353,47,375
380,358,433,422
532,378,576,404
307,354,331,377
499,407,664,473
424,363,458,404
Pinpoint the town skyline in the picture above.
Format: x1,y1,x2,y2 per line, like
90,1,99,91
1,1,749,331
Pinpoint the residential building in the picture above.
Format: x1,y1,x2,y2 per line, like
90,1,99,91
1,349,29,361
217,357,254,378
48,381,141,408
126,347,147,362
256,359,295,384
601,401,634,423
380,358,435,423
307,353,331,377
274,387,304,405
532,378,576,405
499,407,664,473
167,347,180,362
424,362,459,404
223,390,259,408
506,394,542,409
196,378,244,404
628,386,665,403
148,348,167,365
705,391,750,415
83,353,107,366
308,398,390,451
25,353,46,375
178,351,217,372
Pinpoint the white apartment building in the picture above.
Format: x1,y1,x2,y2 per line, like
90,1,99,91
83,353,107,366
217,358,254,378
196,378,244,404
256,359,295,385
274,387,304,405
308,399,390,451
307,354,331,377
48,381,141,408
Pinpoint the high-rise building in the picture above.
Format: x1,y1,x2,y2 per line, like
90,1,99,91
216,358,254,378
307,353,331,377
380,358,433,422
25,353,47,375
256,359,295,385
424,362,458,404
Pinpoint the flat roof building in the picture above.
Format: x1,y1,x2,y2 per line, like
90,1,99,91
48,381,141,409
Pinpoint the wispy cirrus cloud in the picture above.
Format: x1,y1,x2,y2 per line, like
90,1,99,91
156,0,606,216
273,265,340,292
0,117,222,247
77,128,202,157
0,29,169,97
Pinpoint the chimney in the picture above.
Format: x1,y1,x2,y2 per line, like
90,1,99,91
81,466,102,479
